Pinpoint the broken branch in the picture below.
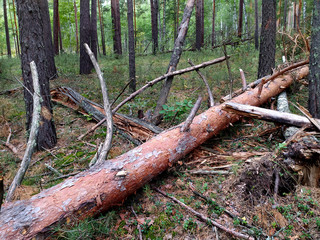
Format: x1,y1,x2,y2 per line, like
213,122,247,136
180,96,202,132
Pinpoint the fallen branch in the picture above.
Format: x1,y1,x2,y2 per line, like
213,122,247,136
181,96,202,132
188,59,214,107
239,69,247,91
5,61,42,203
84,43,113,166
154,188,254,240
0,66,309,239
223,102,319,128
131,206,143,240
112,56,228,114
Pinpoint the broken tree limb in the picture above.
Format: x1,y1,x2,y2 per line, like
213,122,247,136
188,59,214,107
5,61,42,203
239,69,247,91
0,66,309,239
152,0,195,122
112,56,227,114
84,43,113,165
181,96,202,132
154,188,254,240
223,102,320,128
50,87,162,142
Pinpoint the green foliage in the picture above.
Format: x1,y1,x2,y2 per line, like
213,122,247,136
160,99,193,122
183,218,197,231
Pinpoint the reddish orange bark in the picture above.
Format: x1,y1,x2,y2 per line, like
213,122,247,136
0,67,309,239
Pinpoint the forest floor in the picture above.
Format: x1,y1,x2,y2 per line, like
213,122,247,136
0,44,319,239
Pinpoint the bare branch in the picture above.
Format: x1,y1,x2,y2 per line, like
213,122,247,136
180,96,202,132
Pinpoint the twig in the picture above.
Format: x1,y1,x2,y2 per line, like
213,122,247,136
222,44,233,100
110,79,133,107
213,226,219,240
274,169,279,201
181,96,202,132
293,102,320,131
187,169,230,175
112,56,228,114
131,206,143,240
188,59,214,107
78,118,106,141
45,163,62,177
44,171,80,183
154,188,254,240
239,69,247,91
6,61,42,203
84,43,113,166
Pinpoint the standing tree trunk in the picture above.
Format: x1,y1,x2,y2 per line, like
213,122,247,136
211,0,215,48
80,0,93,74
53,0,60,55
283,0,287,31
8,1,17,56
254,0,259,49
98,0,106,55
162,0,166,51
3,0,11,57
74,0,79,53
91,0,98,59
127,0,136,92
257,0,276,78
195,0,204,50
153,0,195,123
238,0,244,38
111,0,122,55
150,0,159,54
16,0,57,150
293,0,297,30
308,0,320,118
12,0,20,56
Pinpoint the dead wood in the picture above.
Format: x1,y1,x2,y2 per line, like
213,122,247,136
113,56,228,114
239,68,247,91
188,59,214,107
187,169,230,175
223,102,320,128
0,66,309,239
50,87,162,143
84,43,113,165
180,96,202,132
155,188,255,240
5,61,42,203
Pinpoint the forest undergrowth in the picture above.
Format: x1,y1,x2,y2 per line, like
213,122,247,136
0,44,319,239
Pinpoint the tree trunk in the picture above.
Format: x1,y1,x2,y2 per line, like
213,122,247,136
211,0,216,48
127,0,136,92
80,0,93,74
3,0,11,57
254,0,259,49
195,0,204,50
8,0,18,56
150,0,159,54
257,0,276,78
74,0,79,53
91,0,98,59
238,0,244,38
308,0,320,118
293,0,297,30
16,0,57,150
0,66,309,240
98,0,106,55
53,0,59,55
111,0,122,55
12,0,20,56
162,0,166,51
153,0,195,123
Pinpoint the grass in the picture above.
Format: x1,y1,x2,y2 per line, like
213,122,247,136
0,42,317,239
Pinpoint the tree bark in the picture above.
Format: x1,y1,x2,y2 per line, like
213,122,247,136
111,0,122,55
74,0,79,53
127,0,136,92
238,0,244,39
80,0,93,74
283,0,287,31
211,0,216,48
98,0,106,55
153,0,195,123
0,66,309,240
162,0,166,52
150,0,159,54
257,0,276,78
16,0,57,150
195,0,204,50
3,0,11,57
308,0,320,118
91,0,98,59
254,0,259,49
53,0,60,55
12,0,20,56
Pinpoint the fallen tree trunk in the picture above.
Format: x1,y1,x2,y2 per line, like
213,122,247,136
51,87,162,143
0,66,309,239
223,102,319,128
